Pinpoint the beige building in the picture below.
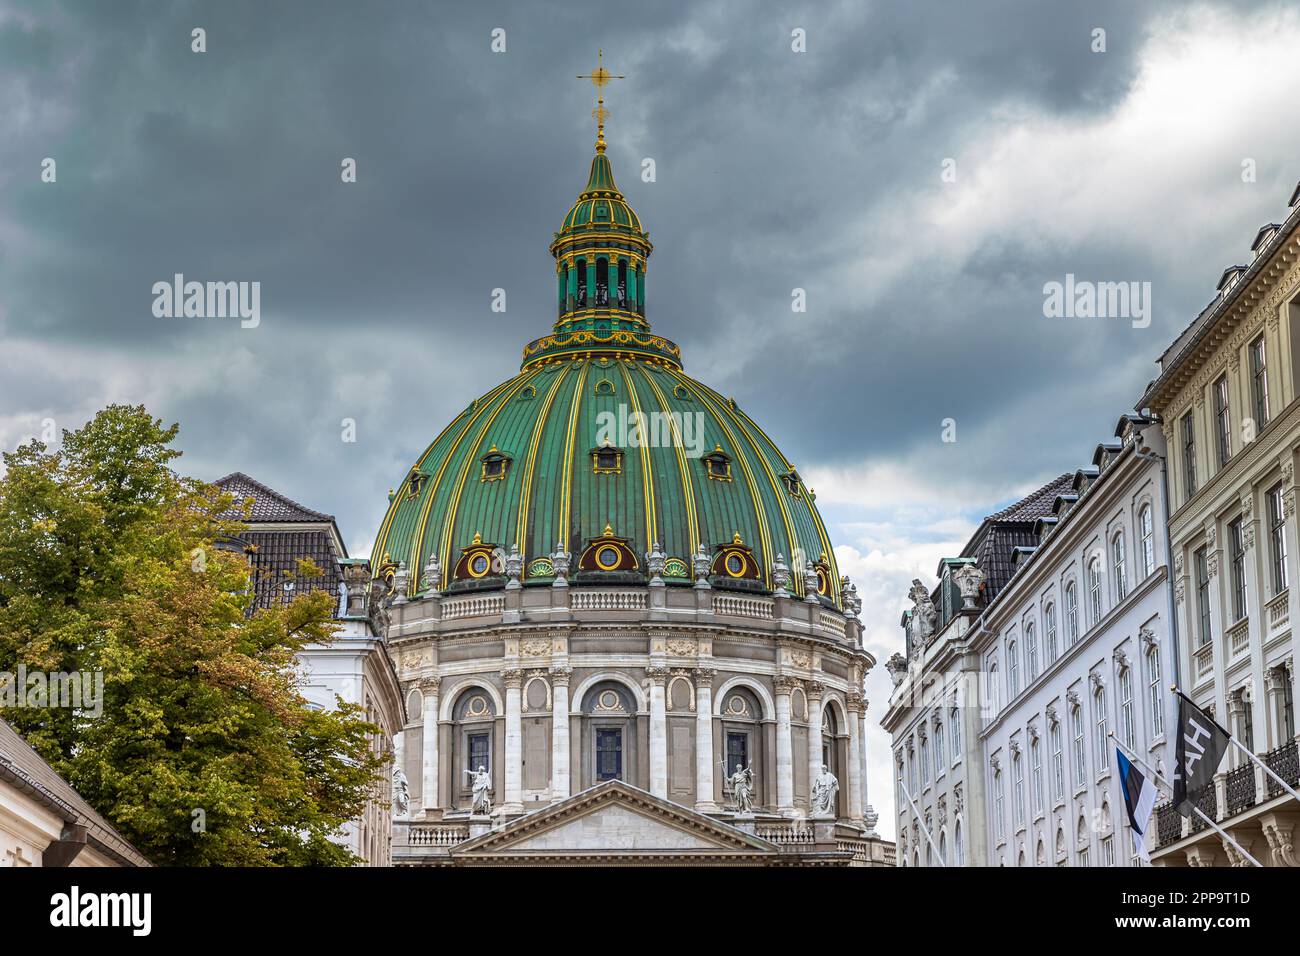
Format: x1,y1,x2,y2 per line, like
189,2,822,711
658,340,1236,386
1142,182,1300,866
0,717,150,868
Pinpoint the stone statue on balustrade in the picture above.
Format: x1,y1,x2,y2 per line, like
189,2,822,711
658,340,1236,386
810,764,839,818
725,762,755,815
464,766,492,815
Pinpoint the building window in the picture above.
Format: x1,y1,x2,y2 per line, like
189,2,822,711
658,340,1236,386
1013,750,1025,826
1044,603,1058,663
1101,835,1115,867
1065,582,1079,646
1025,623,1038,682
468,732,491,775
597,728,624,781
933,720,945,778
1147,645,1164,738
1282,672,1295,740
1087,557,1103,626
1050,720,1064,801
1181,411,1197,500
1138,505,1155,579
954,821,964,866
1250,335,1269,431
920,735,930,788
1269,484,1289,595
1230,517,1248,621
1112,533,1128,601
1076,817,1090,867
1195,546,1212,647
950,705,962,762
1213,375,1232,467
1008,640,1019,698
908,743,917,793
1119,666,1135,748
1031,736,1044,815
1071,704,1087,787
993,768,1005,843
989,663,1000,716
1094,686,1108,773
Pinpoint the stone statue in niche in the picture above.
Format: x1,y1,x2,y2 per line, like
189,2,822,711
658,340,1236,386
464,766,492,815
392,768,410,818
810,765,839,817
726,762,755,814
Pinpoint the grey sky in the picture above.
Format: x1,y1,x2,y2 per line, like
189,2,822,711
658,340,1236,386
4,0,1300,839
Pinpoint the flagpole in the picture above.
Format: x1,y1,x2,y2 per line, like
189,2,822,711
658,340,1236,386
1173,685,1300,804
897,780,947,866
1110,733,1263,867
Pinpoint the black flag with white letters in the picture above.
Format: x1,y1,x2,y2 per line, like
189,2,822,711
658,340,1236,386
1172,691,1231,818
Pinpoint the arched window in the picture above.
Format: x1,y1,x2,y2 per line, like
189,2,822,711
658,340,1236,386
1030,734,1043,815
954,820,964,866
950,704,961,762
1087,557,1103,626
1093,684,1108,772
1118,665,1135,747
1025,622,1039,682
720,687,765,804
616,259,628,307
1012,749,1025,826
1112,532,1128,601
1017,849,1025,868
933,718,945,779
988,663,1000,716
582,681,637,786
575,258,588,307
453,687,497,810
1071,701,1087,786
1064,582,1079,646
1008,640,1019,698
1147,644,1164,738
1049,718,1064,800
939,832,947,867
919,732,930,789
1044,603,1058,663
1035,839,1045,867
992,765,1005,844
1138,504,1155,579
1076,816,1091,866
595,257,609,306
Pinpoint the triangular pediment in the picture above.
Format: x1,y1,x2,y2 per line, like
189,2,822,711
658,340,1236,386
449,780,777,864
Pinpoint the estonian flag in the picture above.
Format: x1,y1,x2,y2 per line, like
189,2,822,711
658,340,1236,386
1117,748,1157,863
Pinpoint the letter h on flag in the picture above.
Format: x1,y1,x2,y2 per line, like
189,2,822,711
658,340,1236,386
1171,690,1231,819
1116,748,1157,862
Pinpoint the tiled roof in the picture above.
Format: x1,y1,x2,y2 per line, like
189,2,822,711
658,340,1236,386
0,718,151,867
215,472,333,522
964,474,1073,602
242,529,342,613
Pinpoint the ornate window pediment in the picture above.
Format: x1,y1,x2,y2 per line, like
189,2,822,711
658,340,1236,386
480,446,513,482
590,442,624,475
702,445,733,482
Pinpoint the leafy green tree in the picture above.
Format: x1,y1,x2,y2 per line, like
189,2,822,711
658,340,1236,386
0,405,384,865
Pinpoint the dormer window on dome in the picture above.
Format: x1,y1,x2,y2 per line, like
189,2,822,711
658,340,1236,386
480,446,512,482
591,442,623,475
404,469,427,500
703,445,733,482
781,469,803,498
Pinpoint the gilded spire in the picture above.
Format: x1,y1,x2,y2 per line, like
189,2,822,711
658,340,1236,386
577,49,624,153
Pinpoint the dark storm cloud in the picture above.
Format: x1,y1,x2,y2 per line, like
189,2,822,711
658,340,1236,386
1,0,1297,555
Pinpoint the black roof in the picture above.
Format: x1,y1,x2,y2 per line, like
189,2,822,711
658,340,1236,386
961,474,1073,603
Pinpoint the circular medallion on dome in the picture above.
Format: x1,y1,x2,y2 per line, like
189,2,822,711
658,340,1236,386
725,553,745,577
469,554,490,577
596,545,621,570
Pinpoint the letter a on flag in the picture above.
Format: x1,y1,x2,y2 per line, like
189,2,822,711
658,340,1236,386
1171,691,1230,818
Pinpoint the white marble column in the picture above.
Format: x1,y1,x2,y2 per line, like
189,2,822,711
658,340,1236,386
502,669,523,812
420,677,440,814
774,677,796,815
648,666,669,798
806,683,825,803
550,666,571,801
859,705,875,829
846,693,865,822
695,668,717,811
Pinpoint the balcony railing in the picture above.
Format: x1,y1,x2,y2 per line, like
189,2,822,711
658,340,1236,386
407,824,470,848
1155,801,1181,846
1226,619,1250,659
1187,785,1216,833
1193,641,1214,682
1265,739,1299,799
1266,589,1289,636
1225,762,1256,815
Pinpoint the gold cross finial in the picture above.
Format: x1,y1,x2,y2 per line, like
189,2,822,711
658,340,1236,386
577,49,624,153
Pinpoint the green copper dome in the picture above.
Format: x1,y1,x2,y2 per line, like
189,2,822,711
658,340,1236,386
371,140,843,606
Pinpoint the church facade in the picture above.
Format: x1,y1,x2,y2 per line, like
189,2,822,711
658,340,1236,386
364,74,890,866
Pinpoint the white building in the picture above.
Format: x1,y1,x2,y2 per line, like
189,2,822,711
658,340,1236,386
1141,182,1300,866
1,717,150,868
974,418,1172,867
883,417,1174,867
